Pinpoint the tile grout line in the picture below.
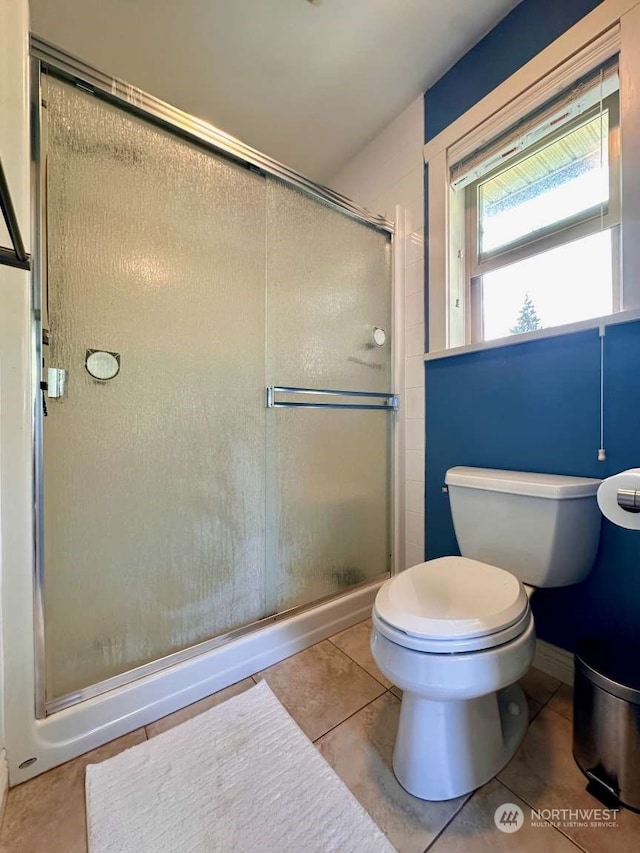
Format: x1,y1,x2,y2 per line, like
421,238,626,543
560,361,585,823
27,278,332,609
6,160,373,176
421,789,476,852
527,697,576,729
127,666,563,752
158,637,385,739
251,627,383,686
548,681,565,700
312,688,392,746
425,682,577,853
250,638,388,743
497,777,592,853
543,680,565,709
325,630,393,692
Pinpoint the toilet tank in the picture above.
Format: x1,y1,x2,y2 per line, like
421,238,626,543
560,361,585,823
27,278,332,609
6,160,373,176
445,467,602,588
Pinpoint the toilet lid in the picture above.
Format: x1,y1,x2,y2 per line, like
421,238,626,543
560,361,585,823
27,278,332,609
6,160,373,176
375,556,528,640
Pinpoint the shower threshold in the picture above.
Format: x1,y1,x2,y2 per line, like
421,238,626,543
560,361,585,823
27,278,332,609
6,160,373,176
43,575,389,717
9,578,384,785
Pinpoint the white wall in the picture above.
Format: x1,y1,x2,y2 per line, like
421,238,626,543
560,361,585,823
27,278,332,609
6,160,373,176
0,0,32,812
329,96,426,568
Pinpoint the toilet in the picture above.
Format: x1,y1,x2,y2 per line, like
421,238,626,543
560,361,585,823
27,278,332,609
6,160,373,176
371,466,602,801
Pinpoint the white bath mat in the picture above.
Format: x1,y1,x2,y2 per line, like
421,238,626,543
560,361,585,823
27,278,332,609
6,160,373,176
85,680,394,853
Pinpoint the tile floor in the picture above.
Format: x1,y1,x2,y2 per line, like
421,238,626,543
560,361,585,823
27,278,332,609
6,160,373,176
1,619,638,853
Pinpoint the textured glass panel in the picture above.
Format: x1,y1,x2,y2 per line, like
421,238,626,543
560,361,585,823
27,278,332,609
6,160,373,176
266,180,392,392
265,180,392,611
44,78,267,699
268,410,390,611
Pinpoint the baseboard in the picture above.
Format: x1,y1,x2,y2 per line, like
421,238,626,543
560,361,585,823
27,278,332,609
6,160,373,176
0,750,8,829
534,639,575,686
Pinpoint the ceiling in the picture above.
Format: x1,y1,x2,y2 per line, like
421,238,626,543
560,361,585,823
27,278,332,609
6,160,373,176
30,0,521,183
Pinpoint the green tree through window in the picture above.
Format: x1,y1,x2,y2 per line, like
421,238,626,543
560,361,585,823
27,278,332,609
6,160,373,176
510,291,542,334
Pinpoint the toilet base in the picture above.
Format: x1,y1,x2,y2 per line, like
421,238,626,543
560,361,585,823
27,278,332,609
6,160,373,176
392,683,528,801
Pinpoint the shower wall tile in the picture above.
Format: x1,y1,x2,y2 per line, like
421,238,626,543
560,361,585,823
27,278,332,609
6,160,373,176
375,155,417,204
405,322,424,358
329,94,425,568
405,417,424,451
405,228,425,266
406,449,425,483
406,290,424,326
405,197,424,235
406,511,425,548
406,541,425,569
406,386,425,420
405,355,424,389
332,110,422,213
394,166,424,208
405,480,425,514
405,259,424,296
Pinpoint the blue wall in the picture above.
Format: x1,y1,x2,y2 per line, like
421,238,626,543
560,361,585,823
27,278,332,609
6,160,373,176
422,0,640,650
425,0,604,142
425,324,640,649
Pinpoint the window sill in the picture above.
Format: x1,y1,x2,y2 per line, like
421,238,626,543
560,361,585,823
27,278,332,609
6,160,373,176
424,307,640,362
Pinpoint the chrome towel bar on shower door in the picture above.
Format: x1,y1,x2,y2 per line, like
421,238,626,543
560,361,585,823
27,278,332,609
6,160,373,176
266,386,399,411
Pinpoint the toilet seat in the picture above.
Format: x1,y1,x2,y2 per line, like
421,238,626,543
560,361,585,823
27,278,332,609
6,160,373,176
372,606,532,654
373,556,530,654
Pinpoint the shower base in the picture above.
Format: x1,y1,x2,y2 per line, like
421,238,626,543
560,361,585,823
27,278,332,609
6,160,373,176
9,581,381,785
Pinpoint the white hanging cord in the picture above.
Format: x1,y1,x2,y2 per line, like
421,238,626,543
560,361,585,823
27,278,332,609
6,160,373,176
596,70,607,463
599,68,605,234
598,324,606,461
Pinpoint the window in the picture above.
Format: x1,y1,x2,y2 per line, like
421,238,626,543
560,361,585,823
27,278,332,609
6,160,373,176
452,63,620,343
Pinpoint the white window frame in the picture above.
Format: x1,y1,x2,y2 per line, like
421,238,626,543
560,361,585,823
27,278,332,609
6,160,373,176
466,93,621,343
423,0,640,357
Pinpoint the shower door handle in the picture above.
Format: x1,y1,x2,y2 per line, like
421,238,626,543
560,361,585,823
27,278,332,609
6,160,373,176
266,386,399,411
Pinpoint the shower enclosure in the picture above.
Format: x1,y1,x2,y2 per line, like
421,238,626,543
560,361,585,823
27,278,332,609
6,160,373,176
33,45,396,720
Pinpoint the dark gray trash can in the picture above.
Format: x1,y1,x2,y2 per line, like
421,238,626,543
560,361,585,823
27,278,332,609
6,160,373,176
573,638,640,812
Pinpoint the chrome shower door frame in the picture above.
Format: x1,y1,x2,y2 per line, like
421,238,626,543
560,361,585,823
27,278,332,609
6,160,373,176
29,37,394,233
30,43,399,720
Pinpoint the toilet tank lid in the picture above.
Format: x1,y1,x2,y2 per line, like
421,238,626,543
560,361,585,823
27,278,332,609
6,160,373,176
445,467,601,499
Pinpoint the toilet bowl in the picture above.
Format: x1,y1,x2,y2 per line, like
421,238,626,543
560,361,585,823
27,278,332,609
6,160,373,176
371,467,602,801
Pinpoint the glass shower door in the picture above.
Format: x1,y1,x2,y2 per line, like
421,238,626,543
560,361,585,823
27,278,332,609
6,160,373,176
43,77,269,702
40,73,394,712
265,180,393,613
